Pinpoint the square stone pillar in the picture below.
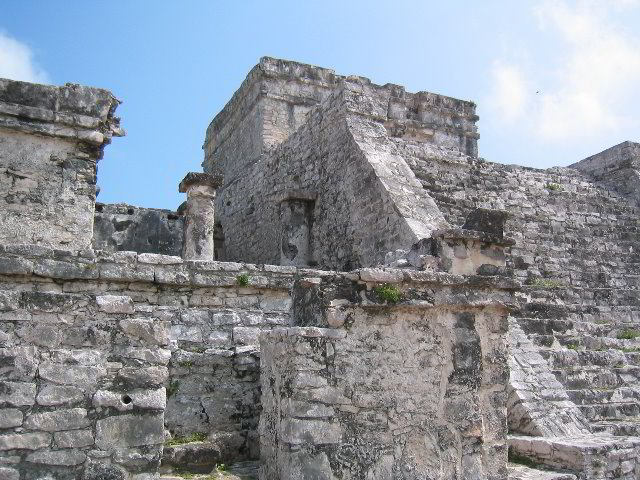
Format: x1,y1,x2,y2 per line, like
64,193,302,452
260,267,517,479
179,172,222,261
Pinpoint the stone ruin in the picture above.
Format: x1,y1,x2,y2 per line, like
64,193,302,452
0,57,638,480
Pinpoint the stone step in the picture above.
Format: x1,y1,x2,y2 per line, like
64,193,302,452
542,349,640,369
567,387,640,405
578,402,640,421
531,333,640,352
592,420,640,437
508,464,577,480
515,302,640,322
552,365,640,390
509,434,640,479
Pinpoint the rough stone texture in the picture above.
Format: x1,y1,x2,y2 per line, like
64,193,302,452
0,244,294,476
207,75,452,269
2,58,640,480
260,267,516,480
202,58,477,269
507,318,591,437
93,203,184,256
0,78,123,250
510,435,640,480
0,252,171,477
179,172,219,261
570,141,640,206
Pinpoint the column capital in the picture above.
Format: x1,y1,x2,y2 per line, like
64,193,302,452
178,172,223,193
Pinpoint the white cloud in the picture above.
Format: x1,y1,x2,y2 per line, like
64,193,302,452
489,61,531,122
487,0,640,143
0,32,49,84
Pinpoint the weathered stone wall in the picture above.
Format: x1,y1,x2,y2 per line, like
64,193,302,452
0,253,169,479
0,78,123,251
260,269,516,480
0,244,296,477
93,203,184,256
204,58,477,270
397,143,640,291
570,141,640,206
212,82,450,270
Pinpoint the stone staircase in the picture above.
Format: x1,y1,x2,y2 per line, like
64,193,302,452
515,296,640,437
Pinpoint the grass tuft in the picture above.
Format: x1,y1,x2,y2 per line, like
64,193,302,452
373,284,403,304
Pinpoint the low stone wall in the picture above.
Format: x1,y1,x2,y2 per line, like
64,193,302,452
260,270,517,480
93,203,184,256
0,289,169,479
0,244,296,477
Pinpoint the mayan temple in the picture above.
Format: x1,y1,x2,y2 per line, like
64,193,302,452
0,57,639,479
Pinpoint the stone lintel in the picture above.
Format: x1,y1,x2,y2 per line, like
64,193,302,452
276,190,317,203
179,172,223,193
434,228,515,248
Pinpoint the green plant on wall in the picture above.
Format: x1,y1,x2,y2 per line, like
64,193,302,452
545,182,563,192
236,273,250,287
373,283,403,304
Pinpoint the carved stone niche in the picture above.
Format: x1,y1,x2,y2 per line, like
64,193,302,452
277,190,316,267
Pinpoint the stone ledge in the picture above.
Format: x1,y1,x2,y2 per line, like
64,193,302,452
0,244,520,292
0,78,124,146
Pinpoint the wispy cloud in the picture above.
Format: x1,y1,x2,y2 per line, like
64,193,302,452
487,0,640,143
0,31,49,83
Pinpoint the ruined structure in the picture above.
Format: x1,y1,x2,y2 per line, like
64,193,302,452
0,58,639,480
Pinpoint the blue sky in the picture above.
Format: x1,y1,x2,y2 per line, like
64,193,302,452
2,1,639,210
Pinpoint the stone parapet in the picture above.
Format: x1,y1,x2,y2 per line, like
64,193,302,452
0,289,169,479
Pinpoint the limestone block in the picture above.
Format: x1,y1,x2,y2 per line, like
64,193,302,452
38,363,106,391
96,295,135,314
0,346,38,379
93,388,165,411
25,449,86,466
0,468,19,480
95,414,164,449
23,408,89,432
0,432,51,450
54,429,94,448
0,409,22,428
0,381,36,406
119,318,169,346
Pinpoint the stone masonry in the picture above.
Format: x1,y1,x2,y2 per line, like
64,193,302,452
1,57,640,479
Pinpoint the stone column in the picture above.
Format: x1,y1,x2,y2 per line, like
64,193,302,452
179,172,222,261
279,191,315,267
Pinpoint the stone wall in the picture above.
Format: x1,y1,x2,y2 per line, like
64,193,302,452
93,203,184,256
212,81,451,270
0,244,295,477
204,57,477,270
260,269,517,480
0,78,123,251
0,255,169,479
570,141,640,206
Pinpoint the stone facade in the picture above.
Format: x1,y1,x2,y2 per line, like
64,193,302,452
0,57,639,479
